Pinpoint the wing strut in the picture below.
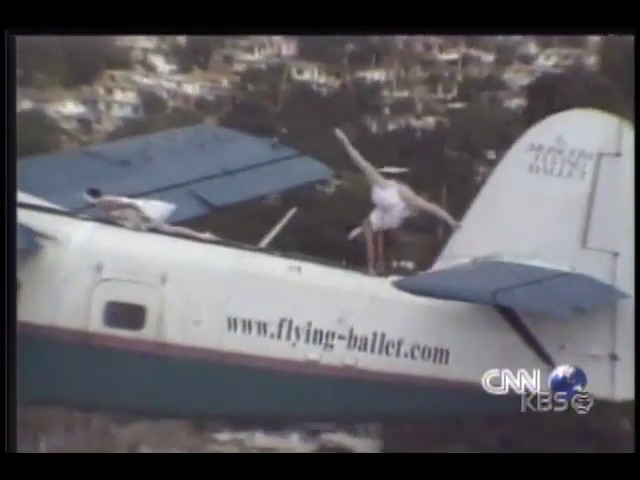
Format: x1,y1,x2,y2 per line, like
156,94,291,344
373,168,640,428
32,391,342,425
258,207,298,248
494,305,556,369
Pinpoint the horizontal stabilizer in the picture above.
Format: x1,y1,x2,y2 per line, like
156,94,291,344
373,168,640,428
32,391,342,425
392,258,630,317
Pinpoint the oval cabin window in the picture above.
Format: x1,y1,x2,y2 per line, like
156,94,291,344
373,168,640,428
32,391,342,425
103,301,147,331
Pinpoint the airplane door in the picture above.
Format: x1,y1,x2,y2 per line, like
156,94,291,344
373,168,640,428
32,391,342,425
89,280,163,341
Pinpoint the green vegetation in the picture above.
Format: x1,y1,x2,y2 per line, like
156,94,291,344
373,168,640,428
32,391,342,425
105,108,205,141
524,66,631,127
169,36,226,73
17,110,66,158
139,90,168,116
17,36,131,89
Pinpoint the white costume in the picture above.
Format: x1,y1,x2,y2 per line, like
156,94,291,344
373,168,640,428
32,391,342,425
86,192,177,230
131,198,177,226
115,198,177,230
368,183,411,232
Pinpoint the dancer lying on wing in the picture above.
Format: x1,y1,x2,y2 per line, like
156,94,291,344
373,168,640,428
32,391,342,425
83,188,218,242
334,128,459,275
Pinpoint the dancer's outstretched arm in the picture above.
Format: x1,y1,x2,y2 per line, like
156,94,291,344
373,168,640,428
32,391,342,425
398,185,459,229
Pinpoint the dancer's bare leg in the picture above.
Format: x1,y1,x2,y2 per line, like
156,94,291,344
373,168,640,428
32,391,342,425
155,224,218,241
334,129,390,189
374,231,386,275
362,218,377,275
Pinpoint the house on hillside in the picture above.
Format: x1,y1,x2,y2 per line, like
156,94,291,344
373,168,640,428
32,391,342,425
86,90,144,131
150,75,195,108
129,67,236,111
179,70,237,108
364,96,448,135
460,47,496,78
115,35,162,62
17,88,45,113
126,69,201,109
465,47,496,65
17,88,94,135
501,63,540,90
479,89,527,111
417,74,460,103
516,39,541,62
502,93,527,111
353,67,394,84
534,47,599,72
101,70,137,86
226,37,278,63
287,61,346,96
200,63,242,90
18,81,146,137
18,99,36,112
146,53,179,75
380,75,414,100
43,99,93,133
214,36,298,72
115,35,160,51
87,71,145,130
271,36,298,58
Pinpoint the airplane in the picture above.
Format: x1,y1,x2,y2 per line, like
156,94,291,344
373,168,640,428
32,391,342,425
16,108,634,421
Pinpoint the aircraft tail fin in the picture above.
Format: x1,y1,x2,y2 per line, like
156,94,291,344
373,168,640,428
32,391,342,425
432,108,634,401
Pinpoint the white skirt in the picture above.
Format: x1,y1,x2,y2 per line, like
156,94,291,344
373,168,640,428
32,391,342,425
136,199,177,225
368,205,410,231
110,199,177,229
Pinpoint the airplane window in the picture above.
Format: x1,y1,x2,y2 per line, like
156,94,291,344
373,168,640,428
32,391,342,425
103,301,147,331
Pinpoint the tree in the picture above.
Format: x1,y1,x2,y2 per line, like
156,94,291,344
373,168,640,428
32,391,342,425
194,97,222,116
494,41,517,68
16,36,132,88
102,39,133,71
554,36,588,49
351,81,384,115
106,108,205,141
241,64,287,92
599,36,634,110
171,36,226,73
534,36,557,49
17,36,70,88
219,99,280,137
442,102,526,215
297,36,347,65
345,41,391,69
163,108,206,128
140,90,168,116
62,36,112,86
17,109,65,158
458,73,509,101
523,67,629,127
105,117,156,141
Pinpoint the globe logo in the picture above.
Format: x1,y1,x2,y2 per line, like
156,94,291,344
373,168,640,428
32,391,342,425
548,364,593,414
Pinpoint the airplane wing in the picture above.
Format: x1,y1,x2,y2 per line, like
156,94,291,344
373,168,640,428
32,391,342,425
17,125,334,223
17,221,57,274
18,223,43,257
392,257,630,318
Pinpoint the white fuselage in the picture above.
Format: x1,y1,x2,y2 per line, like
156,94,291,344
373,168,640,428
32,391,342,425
17,205,548,391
